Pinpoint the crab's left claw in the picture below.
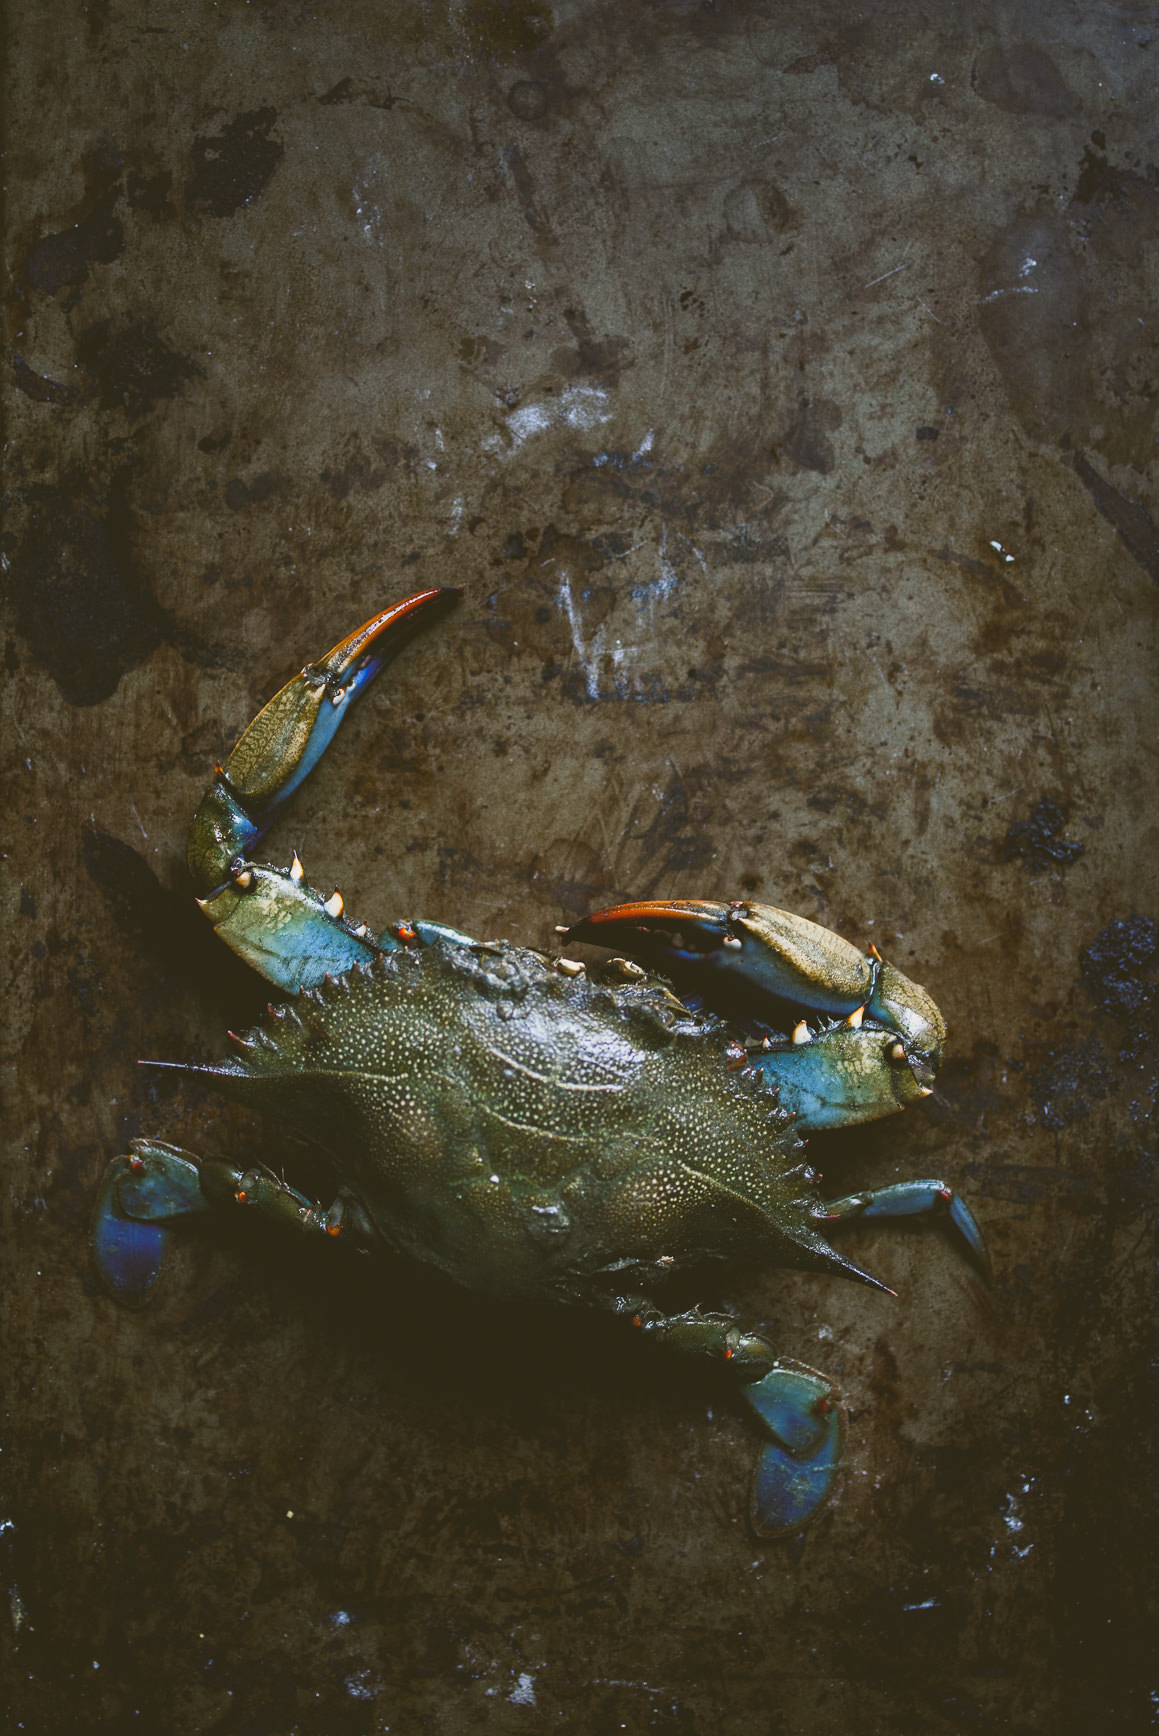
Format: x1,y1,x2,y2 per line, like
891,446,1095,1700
565,900,946,1131
740,1362,846,1537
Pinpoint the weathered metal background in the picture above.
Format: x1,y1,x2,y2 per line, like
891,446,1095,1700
3,2,1157,1730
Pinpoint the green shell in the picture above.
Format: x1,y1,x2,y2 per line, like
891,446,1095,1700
204,939,858,1309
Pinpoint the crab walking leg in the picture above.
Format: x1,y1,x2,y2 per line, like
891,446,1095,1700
189,587,461,993
91,1138,382,1305
823,1179,992,1278
619,1301,845,1537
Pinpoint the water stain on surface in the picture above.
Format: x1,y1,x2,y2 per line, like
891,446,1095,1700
186,108,284,218
10,471,168,705
1068,451,1159,586
973,42,1078,118
76,319,201,418
22,145,124,296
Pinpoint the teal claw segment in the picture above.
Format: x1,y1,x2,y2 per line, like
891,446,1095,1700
198,864,383,995
744,1025,925,1130
742,1363,846,1537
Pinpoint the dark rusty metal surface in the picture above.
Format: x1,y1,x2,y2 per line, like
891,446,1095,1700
3,3,1157,1731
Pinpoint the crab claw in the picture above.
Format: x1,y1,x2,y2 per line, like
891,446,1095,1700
740,1362,846,1537
189,588,460,897
565,900,946,1130
187,588,460,992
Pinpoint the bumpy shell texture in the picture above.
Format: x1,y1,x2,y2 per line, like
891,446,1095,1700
203,940,853,1307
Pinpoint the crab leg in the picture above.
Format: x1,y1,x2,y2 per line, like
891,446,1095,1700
565,899,946,1130
189,587,460,993
824,1179,991,1277
91,1138,382,1305
619,1300,845,1537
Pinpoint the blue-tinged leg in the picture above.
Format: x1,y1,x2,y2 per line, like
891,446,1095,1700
741,1362,846,1539
823,1179,991,1278
91,1138,380,1305
187,587,460,993
90,1142,217,1305
619,1302,847,1537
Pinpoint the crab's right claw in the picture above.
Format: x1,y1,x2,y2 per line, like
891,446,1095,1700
566,899,946,1129
566,899,878,1013
741,1362,846,1538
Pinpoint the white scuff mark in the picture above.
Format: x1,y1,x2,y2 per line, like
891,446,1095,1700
632,523,701,620
903,1597,941,1610
448,496,464,534
632,427,654,461
560,384,612,430
559,575,637,700
863,240,911,289
504,386,612,451
981,285,1039,302
655,526,679,603
351,159,386,242
509,1672,537,1707
559,575,603,701
130,804,148,841
507,401,553,446
929,72,945,84
1019,255,1038,276
988,539,1015,562
433,427,446,450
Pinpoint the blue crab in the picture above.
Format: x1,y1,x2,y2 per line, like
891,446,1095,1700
92,588,988,1538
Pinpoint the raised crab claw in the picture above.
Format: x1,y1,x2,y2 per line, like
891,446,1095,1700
92,588,988,1539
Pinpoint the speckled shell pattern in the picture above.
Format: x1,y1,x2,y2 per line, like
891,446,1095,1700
207,940,844,1308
